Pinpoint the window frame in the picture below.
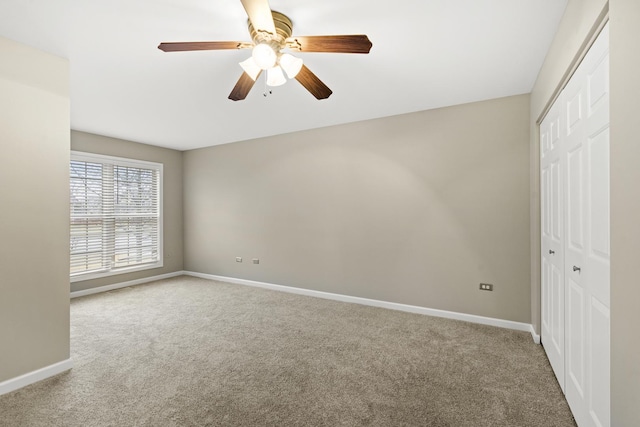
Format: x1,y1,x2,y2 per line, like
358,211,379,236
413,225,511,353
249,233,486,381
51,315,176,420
70,151,163,282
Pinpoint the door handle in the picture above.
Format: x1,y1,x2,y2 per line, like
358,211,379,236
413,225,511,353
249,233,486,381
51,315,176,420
549,250,555,255
573,266,581,273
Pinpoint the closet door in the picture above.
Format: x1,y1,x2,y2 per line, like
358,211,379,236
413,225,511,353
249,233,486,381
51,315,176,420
540,99,565,389
541,23,609,427
563,55,590,425
563,23,610,427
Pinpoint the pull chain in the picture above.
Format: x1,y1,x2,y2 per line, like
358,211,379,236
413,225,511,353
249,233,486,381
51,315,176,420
263,72,272,97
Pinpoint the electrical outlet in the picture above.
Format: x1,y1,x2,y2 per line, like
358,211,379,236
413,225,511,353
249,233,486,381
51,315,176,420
252,258,259,264
479,283,493,291
236,257,242,263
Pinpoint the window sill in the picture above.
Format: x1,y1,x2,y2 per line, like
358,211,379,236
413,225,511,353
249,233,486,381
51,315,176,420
70,262,164,283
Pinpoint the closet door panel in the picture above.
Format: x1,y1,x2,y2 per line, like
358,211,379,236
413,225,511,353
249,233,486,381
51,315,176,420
567,277,586,398
540,100,565,388
569,24,610,427
551,160,562,244
566,145,585,253
584,26,610,427
563,53,591,427
589,297,610,427
587,128,610,306
550,262,564,355
567,90,583,137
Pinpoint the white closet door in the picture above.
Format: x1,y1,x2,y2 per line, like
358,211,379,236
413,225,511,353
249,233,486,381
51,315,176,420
563,23,610,427
563,53,590,425
541,23,610,427
540,99,565,389
583,23,610,427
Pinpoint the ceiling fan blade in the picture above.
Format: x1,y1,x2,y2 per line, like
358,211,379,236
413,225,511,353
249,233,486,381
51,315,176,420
158,41,252,52
295,65,332,100
228,71,261,101
240,0,276,36
286,35,372,54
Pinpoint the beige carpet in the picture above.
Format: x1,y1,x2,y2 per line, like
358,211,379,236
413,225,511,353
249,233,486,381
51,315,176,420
0,276,576,426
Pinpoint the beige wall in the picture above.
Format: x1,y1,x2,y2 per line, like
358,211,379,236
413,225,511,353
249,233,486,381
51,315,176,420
609,1,640,425
0,38,70,382
184,94,531,323
530,0,640,424
70,131,184,293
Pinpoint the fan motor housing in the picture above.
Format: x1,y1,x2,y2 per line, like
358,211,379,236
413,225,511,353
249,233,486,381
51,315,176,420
248,11,293,46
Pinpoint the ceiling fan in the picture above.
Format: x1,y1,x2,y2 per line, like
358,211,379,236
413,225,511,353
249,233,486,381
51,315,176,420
158,0,372,101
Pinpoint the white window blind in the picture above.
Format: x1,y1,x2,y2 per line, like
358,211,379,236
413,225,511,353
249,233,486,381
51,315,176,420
70,152,163,281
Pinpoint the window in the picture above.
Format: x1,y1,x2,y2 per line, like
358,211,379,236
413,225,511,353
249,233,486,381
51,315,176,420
70,152,163,281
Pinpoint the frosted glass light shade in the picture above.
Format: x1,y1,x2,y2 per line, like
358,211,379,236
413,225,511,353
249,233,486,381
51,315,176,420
280,54,303,78
266,66,286,87
239,57,261,81
252,43,277,70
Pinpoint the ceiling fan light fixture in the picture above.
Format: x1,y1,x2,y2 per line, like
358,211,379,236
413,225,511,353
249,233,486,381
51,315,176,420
158,5,372,101
239,57,261,81
252,43,277,70
280,53,303,78
266,66,287,87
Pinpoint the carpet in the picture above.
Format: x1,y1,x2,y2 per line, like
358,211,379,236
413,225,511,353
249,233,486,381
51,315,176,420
0,276,576,426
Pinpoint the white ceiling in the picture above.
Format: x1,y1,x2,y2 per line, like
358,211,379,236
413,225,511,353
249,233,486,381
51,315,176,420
0,0,567,151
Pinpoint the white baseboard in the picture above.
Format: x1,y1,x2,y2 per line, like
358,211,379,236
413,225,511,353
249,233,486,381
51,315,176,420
0,358,73,396
530,325,541,344
184,271,540,343
70,270,540,344
70,271,185,299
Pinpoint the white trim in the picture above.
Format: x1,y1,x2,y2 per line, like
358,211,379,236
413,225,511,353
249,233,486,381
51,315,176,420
530,325,541,344
184,271,539,342
72,270,541,344
0,359,73,396
70,150,163,169
70,262,165,284
70,271,184,298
